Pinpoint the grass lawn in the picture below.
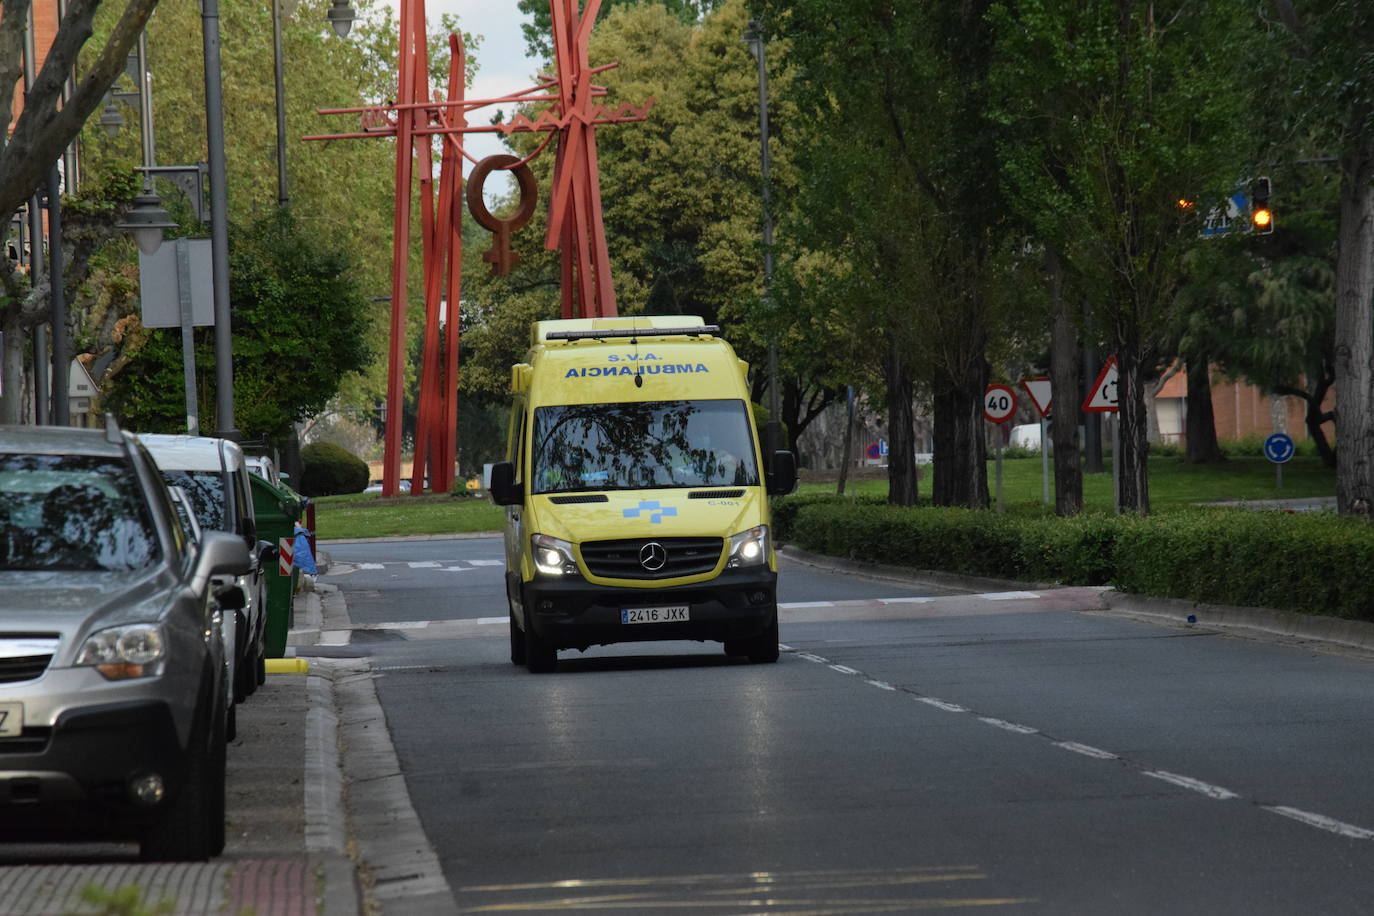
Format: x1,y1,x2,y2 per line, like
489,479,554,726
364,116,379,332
310,454,1336,540
799,454,1336,513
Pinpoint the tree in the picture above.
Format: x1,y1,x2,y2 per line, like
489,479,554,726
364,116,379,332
0,0,162,420
103,209,372,444
1268,0,1374,516
517,0,720,60
988,0,1260,514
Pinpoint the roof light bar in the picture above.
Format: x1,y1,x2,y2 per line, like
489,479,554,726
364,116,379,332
545,325,719,342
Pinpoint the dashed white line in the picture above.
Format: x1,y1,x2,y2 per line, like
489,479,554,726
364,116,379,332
1144,770,1239,800
1265,806,1374,839
476,617,506,625
877,596,935,605
357,563,384,570
796,653,828,664
1053,741,1119,760
408,561,441,568
828,664,861,675
915,697,968,713
979,717,1038,735
866,680,897,691
468,559,504,567
783,601,836,608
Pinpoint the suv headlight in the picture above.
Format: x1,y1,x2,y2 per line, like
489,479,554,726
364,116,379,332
76,623,166,680
532,534,579,576
728,525,769,568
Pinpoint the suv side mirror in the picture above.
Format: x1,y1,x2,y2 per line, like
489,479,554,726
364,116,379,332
489,461,523,506
766,450,797,496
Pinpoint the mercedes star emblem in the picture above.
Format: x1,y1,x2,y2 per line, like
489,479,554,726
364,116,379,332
639,542,667,571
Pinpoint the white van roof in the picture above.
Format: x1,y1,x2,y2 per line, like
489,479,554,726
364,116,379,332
136,433,243,473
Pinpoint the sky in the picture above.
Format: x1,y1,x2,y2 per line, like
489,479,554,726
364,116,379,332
384,0,544,193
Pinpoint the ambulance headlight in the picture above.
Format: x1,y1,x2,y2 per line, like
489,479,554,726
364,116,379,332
727,526,769,568
532,534,578,576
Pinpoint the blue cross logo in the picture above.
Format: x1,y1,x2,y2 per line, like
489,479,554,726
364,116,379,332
623,500,677,524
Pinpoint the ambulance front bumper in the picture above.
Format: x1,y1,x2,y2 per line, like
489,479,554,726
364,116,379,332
522,566,777,651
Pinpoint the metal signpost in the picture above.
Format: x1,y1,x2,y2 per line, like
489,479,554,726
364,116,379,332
1020,377,1053,505
1082,357,1121,512
1264,432,1295,490
984,383,1017,513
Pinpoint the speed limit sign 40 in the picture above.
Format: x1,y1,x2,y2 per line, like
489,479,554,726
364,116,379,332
983,384,1017,423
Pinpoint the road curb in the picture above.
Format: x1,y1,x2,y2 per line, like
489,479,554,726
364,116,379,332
779,544,1374,652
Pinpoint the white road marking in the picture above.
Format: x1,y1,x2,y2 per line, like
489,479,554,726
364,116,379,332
980,591,1041,600
1265,806,1374,839
866,680,897,691
439,566,474,572
408,561,441,568
1053,741,1118,760
828,664,860,675
1144,770,1239,800
979,717,1039,735
468,559,503,567
915,697,968,713
358,563,384,570
783,601,835,608
476,617,506,625
877,596,935,605
796,653,828,664
353,620,429,630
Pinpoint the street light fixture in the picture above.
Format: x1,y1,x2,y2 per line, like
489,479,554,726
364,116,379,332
742,19,782,460
326,0,356,38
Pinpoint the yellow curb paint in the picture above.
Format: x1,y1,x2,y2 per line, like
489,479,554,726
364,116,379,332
265,658,310,675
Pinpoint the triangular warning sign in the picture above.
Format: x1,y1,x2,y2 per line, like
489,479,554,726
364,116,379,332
1082,356,1119,413
1019,378,1052,417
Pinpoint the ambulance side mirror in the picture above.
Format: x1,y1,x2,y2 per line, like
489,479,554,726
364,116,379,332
489,461,523,506
766,450,797,495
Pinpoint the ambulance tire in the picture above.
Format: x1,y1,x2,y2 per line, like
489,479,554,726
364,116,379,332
744,609,780,664
524,627,557,673
508,607,525,665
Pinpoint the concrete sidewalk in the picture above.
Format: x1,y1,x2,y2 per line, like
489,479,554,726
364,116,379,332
0,582,365,916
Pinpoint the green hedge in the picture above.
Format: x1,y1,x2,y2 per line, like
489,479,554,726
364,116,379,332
773,496,1374,621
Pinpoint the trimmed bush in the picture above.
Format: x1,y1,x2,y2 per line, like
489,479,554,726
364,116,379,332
299,442,369,497
773,495,1374,620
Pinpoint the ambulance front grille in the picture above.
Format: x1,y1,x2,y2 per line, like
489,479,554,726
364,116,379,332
580,537,723,580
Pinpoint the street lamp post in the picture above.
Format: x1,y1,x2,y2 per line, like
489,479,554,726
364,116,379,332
201,0,237,441
743,20,781,461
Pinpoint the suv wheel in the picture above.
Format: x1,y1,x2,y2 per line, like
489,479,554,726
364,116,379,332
509,606,525,665
139,682,227,861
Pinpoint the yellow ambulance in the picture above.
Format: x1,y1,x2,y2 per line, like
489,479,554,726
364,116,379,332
488,315,797,672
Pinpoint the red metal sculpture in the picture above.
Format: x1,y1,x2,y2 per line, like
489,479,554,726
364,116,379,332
305,0,653,497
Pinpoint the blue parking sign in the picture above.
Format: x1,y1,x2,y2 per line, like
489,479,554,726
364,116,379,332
1264,433,1295,464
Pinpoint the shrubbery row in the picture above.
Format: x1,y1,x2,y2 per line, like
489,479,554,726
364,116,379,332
773,495,1374,621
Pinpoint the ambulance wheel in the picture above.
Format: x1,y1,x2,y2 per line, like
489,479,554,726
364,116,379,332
524,627,557,673
744,609,780,664
508,608,525,665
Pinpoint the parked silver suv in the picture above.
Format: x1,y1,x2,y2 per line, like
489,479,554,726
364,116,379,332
0,422,249,860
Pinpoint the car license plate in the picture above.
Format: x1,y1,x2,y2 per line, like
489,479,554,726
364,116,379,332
0,703,21,737
621,605,689,624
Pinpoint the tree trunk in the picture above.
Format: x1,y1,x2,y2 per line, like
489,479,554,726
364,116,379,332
1082,304,1105,474
1115,323,1150,514
931,358,989,509
883,335,917,506
0,311,25,424
836,389,856,496
1185,359,1225,463
1333,145,1374,518
1048,249,1083,516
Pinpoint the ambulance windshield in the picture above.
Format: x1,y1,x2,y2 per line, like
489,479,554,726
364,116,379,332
531,399,760,493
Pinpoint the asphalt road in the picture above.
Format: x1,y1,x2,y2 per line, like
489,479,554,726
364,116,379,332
323,538,1374,915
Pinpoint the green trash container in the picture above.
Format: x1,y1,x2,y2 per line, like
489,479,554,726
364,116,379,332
250,473,308,658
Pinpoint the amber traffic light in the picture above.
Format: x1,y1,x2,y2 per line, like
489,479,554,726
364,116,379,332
1251,176,1273,234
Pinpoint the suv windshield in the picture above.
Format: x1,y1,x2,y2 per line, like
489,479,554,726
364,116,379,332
0,454,161,572
160,470,226,530
532,399,759,494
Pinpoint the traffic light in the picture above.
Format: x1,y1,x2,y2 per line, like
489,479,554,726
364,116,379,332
1251,176,1273,234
